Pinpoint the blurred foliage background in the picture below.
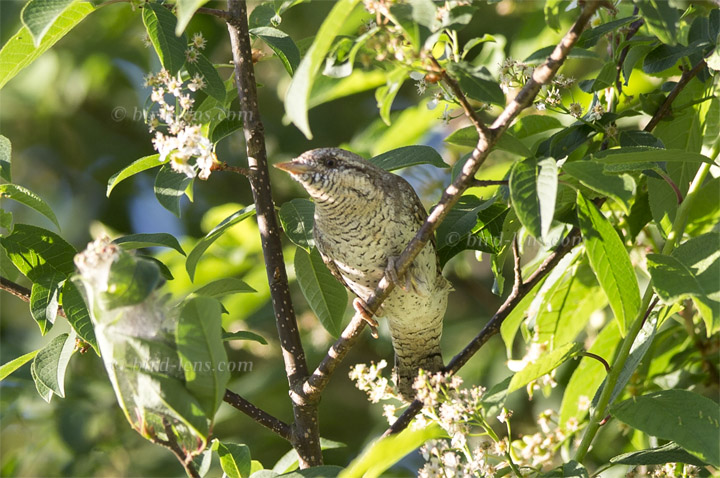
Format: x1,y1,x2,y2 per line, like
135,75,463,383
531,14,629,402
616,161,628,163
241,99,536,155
0,0,676,475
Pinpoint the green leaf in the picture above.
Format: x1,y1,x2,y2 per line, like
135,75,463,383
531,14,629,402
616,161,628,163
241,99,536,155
642,42,704,74
214,441,252,478
100,253,161,310
576,193,640,335
30,273,64,334
0,349,39,381
647,233,720,335
577,16,638,48
0,224,76,279
536,261,606,349
611,390,720,466
278,199,315,251
309,70,387,109
186,205,256,281
175,0,210,35
177,297,230,419
113,233,185,256
562,161,636,214
186,52,226,102
31,358,53,402
142,2,187,75
154,164,193,217
21,0,76,47
544,0,564,31
194,278,256,297
508,342,582,393
210,117,243,144
0,2,94,89
561,461,589,478
61,279,98,353
0,135,10,182
436,195,493,249
610,442,710,467
0,184,60,229
32,332,75,398
222,330,267,345
560,321,621,426
250,27,300,76
448,63,504,105
634,0,678,45
510,157,557,243
339,425,443,478
369,145,446,171
495,132,532,157
375,67,407,126
511,115,563,138
284,0,362,138
294,248,348,338
107,154,163,196
524,45,600,63
578,62,617,93
446,126,530,157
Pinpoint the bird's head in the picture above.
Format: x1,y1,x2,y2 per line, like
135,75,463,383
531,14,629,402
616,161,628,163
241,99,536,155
274,148,383,204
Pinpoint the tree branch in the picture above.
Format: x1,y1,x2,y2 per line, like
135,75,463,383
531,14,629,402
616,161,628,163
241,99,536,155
643,58,708,132
225,0,321,467
303,0,602,402
0,276,66,318
223,389,292,440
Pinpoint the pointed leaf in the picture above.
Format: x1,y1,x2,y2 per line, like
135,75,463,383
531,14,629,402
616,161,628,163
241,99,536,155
0,2,94,89
369,145,446,171
32,332,75,398
278,198,315,251
508,342,583,393
142,2,187,75
576,193,640,335
177,297,230,419
0,184,60,229
30,274,63,334
175,0,210,35
186,205,256,280
214,441,252,478
510,157,557,242
154,164,193,217
0,224,76,279
186,52,226,102
611,390,720,466
222,330,267,345
113,232,185,256
107,154,163,196
250,27,300,76
294,248,347,338
21,0,76,47
0,349,39,381
194,278,256,297
61,279,98,354
562,161,635,214
284,0,362,138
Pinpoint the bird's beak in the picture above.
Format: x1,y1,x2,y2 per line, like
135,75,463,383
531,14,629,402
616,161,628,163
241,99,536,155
274,160,312,175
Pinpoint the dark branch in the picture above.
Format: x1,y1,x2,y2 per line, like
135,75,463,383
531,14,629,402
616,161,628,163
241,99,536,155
196,6,232,20
225,0,321,466
223,389,292,440
643,58,708,132
615,14,644,94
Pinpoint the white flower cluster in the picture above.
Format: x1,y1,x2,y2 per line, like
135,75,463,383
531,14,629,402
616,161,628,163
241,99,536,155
419,439,501,478
627,463,700,478
499,57,534,94
144,68,214,180
74,236,120,294
534,73,575,112
512,409,580,469
348,360,399,403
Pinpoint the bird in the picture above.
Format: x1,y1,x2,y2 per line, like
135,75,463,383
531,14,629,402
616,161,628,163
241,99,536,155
275,148,451,400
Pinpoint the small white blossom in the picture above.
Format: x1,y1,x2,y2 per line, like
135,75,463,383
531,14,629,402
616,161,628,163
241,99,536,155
588,103,604,121
191,32,207,50
569,102,583,118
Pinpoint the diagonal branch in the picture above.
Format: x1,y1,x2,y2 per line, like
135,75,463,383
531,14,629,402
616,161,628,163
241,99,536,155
225,0,321,467
223,389,292,440
303,0,603,402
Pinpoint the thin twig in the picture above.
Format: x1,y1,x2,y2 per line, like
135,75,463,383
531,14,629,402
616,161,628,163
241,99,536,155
615,14,644,94
211,161,252,177
225,0,320,467
304,0,603,403
470,179,508,187
0,276,66,318
643,58,708,132
580,352,611,373
148,419,200,478
428,55,491,139
223,389,293,440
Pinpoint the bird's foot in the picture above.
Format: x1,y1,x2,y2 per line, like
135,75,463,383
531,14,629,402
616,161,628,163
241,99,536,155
385,256,413,293
353,298,379,339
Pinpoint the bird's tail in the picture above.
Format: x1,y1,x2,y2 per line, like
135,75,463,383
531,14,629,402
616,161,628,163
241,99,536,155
391,322,444,401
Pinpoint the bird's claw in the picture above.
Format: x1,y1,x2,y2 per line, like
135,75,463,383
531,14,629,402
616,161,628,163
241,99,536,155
386,256,412,292
353,298,379,339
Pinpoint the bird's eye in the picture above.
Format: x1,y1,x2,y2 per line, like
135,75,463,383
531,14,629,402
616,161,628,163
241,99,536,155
324,158,336,168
